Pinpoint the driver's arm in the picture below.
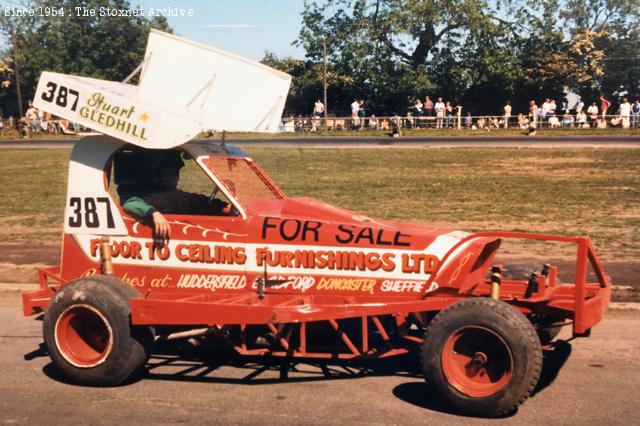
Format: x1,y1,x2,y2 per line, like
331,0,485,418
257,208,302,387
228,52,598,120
122,196,155,219
122,197,170,240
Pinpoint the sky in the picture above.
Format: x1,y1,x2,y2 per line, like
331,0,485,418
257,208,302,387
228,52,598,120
133,0,307,60
1,0,308,60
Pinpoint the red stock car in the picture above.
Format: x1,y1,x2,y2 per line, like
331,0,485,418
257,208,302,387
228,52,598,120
23,136,611,417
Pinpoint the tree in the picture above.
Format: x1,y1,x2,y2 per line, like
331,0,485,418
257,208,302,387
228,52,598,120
296,0,531,114
295,0,640,115
561,0,640,102
523,0,640,106
0,0,172,117
261,53,322,115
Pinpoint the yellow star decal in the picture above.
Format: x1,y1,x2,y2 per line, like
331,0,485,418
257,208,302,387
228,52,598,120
138,112,149,122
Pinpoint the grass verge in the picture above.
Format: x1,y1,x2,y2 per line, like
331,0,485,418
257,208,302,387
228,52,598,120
0,146,638,263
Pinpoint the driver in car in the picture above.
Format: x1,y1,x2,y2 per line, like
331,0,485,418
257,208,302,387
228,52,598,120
114,148,229,240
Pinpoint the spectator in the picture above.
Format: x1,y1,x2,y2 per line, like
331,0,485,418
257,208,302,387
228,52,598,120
503,101,512,128
369,114,378,129
38,109,45,131
542,98,551,118
600,95,611,127
350,99,361,129
445,101,454,128
312,99,324,118
549,99,557,117
358,100,366,118
528,100,538,128
413,98,423,117
562,112,574,128
390,114,401,137
619,97,631,129
20,116,29,138
464,112,472,128
576,110,587,128
434,97,445,129
424,96,434,117
632,99,640,128
575,100,584,114
405,112,414,129
311,100,324,131
0,112,3,136
40,112,49,133
587,102,599,127
537,106,544,124
517,113,529,129
26,103,38,133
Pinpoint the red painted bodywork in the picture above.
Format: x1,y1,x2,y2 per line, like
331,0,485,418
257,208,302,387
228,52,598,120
23,143,611,359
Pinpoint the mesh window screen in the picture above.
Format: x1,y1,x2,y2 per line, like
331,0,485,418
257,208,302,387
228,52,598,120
201,156,285,207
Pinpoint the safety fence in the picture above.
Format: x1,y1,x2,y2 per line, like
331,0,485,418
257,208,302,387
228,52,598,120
1,113,639,137
280,114,640,132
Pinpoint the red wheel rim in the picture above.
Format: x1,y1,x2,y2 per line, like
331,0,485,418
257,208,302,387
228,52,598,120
54,304,113,368
441,326,513,397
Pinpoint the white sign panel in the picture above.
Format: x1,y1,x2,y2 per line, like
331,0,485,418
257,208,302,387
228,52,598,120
139,30,291,133
34,72,203,149
33,30,292,149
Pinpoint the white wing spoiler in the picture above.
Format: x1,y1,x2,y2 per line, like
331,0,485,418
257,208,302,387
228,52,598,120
33,30,291,149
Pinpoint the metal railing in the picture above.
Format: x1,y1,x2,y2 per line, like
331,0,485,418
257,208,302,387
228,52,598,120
0,113,638,138
280,113,640,132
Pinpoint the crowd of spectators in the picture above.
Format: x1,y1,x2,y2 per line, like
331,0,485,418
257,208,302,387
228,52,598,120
0,101,81,138
519,96,640,130
282,95,640,132
2,93,639,137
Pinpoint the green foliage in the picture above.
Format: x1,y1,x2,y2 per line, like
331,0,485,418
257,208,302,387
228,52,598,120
0,0,172,116
289,0,640,115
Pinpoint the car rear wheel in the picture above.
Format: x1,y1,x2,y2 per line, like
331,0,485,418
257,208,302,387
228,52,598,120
43,276,153,386
422,297,542,417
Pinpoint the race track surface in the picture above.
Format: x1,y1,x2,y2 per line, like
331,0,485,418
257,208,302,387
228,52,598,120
1,135,640,149
1,292,637,425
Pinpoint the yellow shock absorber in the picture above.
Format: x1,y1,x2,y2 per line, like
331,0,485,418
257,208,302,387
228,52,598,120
490,266,502,300
99,236,114,276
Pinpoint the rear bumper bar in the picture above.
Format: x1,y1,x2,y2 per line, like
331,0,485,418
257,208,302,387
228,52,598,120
462,232,611,335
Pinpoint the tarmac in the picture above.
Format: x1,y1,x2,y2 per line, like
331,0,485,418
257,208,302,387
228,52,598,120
1,291,638,425
1,134,640,149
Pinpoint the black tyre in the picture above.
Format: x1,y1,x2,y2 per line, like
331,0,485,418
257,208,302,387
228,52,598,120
503,262,564,344
422,298,542,417
43,275,153,386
